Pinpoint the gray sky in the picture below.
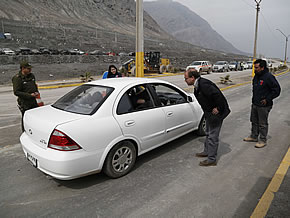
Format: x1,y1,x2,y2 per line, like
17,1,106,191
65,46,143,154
145,0,290,60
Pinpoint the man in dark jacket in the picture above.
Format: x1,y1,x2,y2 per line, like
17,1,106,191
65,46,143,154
12,61,39,131
243,59,281,148
185,69,230,166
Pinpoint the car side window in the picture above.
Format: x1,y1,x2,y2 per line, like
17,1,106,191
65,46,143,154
150,84,187,107
117,84,154,115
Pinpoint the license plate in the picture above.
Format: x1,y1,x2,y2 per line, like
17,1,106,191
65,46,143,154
27,152,38,168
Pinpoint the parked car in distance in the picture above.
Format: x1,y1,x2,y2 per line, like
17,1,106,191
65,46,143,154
118,52,128,56
241,62,248,70
31,49,41,55
246,61,253,69
212,61,230,72
39,47,51,55
89,50,104,55
229,61,243,71
268,60,273,67
2,48,15,55
20,78,205,180
186,61,212,74
68,49,84,55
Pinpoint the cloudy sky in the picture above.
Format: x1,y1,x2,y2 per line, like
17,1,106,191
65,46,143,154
145,0,290,60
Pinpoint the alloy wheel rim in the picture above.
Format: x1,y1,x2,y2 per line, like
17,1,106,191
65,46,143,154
112,146,133,172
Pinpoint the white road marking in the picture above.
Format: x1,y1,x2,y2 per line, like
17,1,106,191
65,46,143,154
0,114,20,117
0,123,20,130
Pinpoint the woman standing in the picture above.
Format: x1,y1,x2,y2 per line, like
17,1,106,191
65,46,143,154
106,65,122,78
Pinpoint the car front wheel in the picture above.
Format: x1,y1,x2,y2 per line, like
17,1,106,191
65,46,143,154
103,141,137,178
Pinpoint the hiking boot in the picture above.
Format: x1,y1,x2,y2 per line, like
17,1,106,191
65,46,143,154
243,137,258,142
255,141,267,148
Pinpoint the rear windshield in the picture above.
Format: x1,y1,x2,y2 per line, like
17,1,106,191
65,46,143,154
52,85,114,115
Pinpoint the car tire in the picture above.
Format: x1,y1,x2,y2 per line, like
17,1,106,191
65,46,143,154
196,116,206,136
131,66,136,76
103,141,137,179
160,65,166,74
166,64,174,72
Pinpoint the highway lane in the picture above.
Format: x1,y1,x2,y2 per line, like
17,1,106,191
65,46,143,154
0,70,289,217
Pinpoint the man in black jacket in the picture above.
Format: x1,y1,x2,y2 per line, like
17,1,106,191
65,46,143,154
243,59,281,148
185,69,230,166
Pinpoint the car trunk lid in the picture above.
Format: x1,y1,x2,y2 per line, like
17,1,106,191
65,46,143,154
23,105,86,149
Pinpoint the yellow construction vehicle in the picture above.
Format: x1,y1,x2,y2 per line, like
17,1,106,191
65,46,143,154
122,52,174,76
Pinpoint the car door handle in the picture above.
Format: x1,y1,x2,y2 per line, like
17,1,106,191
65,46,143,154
167,112,173,117
125,120,135,127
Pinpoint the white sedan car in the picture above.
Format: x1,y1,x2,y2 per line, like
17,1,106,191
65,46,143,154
21,78,205,180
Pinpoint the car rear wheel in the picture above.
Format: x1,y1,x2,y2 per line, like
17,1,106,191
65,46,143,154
103,141,137,178
196,116,206,136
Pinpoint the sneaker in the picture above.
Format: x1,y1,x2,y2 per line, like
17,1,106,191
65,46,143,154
243,137,258,142
255,141,267,148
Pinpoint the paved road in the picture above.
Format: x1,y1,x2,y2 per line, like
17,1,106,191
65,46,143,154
0,69,289,217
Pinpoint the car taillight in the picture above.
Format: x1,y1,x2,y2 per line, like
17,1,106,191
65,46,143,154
48,129,82,151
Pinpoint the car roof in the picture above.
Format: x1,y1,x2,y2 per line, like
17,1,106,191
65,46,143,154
86,77,168,91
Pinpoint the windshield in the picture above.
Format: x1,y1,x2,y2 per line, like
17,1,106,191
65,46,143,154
52,85,114,115
190,61,202,65
247,61,252,64
230,62,236,64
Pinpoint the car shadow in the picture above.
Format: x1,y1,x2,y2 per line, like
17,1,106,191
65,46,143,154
53,131,201,189
133,131,200,171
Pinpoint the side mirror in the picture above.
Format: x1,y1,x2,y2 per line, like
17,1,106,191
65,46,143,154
187,96,193,102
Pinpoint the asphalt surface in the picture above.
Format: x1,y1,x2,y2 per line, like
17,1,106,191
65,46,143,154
0,69,289,217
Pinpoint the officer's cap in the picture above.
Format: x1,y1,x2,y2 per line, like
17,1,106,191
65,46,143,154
20,61,32,68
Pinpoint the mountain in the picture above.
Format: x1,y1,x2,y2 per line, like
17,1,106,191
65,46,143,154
0,0,247,75
144,0,243,54
0,0,169,39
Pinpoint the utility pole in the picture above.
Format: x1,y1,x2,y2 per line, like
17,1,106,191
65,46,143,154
252,0,262,77
135,0,144,77
1,20,4,33
276,29,289,65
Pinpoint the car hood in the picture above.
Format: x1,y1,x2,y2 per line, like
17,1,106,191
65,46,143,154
23,105,86,149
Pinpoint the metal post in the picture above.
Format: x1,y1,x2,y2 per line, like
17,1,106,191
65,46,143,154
1,20,4,33
136,0,144,77
285,37,289,64
252,0,262,77
276,29,289,65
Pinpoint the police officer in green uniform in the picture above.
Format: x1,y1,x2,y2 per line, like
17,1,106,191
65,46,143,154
12,61,39,131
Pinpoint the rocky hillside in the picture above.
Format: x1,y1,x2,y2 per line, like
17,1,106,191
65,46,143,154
0,0,249,85
0,0,168,39
144,0,243,54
